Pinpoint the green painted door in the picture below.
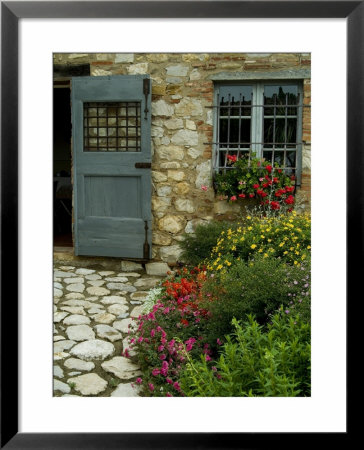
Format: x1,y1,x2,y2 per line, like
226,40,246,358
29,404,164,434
71,75,152,258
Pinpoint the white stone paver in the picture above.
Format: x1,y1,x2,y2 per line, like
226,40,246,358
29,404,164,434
53,261,166,397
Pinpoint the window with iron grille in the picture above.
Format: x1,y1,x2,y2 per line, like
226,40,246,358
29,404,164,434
213,81,303,185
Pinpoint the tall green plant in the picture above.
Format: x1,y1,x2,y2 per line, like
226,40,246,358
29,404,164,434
179,311,311,397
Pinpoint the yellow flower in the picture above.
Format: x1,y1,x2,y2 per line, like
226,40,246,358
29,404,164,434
248,226,253,231
264,253,269,258
251,244,257,249
247,216,251,220
307,245,311,249
217,264,223,270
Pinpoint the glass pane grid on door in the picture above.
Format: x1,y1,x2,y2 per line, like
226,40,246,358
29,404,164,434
83,102,141,152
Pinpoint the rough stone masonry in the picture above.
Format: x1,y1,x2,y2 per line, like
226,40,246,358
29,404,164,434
54,52,311,264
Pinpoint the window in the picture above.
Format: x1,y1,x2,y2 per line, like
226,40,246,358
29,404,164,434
213,81,303,184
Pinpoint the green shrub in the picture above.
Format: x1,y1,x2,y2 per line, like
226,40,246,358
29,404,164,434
179,311,311,397
179,220,233,267
200,257,310,345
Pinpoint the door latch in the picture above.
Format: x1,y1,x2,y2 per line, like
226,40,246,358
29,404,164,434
135,162,151,169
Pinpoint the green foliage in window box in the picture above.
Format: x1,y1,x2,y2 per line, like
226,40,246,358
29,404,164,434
179,311,311,397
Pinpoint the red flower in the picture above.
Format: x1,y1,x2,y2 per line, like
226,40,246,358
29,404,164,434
273,177,279,183
249,193,255,198
180,319,189,326
230,195,237,201
270,201,280,210
284,195,295,205
253,184,260,189
266,165,272,174
238,193,246,198
227,155,237,163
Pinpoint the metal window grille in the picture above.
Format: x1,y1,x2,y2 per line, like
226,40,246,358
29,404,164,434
212,82,309,185
83,101,141,152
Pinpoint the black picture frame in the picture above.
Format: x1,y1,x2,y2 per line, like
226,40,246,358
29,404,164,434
1,1,358,448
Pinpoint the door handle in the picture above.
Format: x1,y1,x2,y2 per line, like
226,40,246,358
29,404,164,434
135,162,151,169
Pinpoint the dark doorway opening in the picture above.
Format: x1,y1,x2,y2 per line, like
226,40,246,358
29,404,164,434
53,87,73,247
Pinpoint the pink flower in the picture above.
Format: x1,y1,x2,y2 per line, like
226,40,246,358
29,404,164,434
158,345,165,352
205,355,212,361
150,329,155,337
136,377,143,384
149,383,155,391
173,381,181,392
217,338,222,346
166,378,173,385
137,336,144,343
152,368,160,376
159,354,167,360
123,349,130,358
166,392,173,397
201,185,208,191
230,195,237,201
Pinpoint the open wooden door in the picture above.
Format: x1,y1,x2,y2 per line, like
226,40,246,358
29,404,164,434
71,75,152,258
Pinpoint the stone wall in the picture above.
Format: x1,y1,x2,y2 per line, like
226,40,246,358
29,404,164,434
54,53,311,263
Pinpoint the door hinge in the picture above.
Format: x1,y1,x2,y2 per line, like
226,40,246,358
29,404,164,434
143,78,150,120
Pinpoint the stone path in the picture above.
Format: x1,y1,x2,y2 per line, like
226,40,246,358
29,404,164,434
53,260,169,397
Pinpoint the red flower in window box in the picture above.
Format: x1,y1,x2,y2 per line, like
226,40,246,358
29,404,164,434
266,165,272,174
270,201,280,210
227,155,237,163
284,195,295,205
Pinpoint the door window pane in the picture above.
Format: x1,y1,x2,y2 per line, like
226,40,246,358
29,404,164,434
83,102,141,152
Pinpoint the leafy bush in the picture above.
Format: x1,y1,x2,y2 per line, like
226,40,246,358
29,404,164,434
207,211,311,271
179,220,233,267
200,257,311,345
179,311,311,397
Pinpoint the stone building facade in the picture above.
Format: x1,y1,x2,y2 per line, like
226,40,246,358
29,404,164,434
53,52,311,264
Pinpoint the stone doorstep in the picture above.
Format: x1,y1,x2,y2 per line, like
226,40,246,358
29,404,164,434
54,252,174,271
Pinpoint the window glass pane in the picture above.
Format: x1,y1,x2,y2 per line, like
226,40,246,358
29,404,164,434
229,119,240,143
285,150,296,167
264,85,298,116
219,85,252,117
219,119,228,144
287,118,297,143
240,119,251,145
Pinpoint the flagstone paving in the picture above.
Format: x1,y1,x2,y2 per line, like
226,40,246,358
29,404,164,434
53,262,164,397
